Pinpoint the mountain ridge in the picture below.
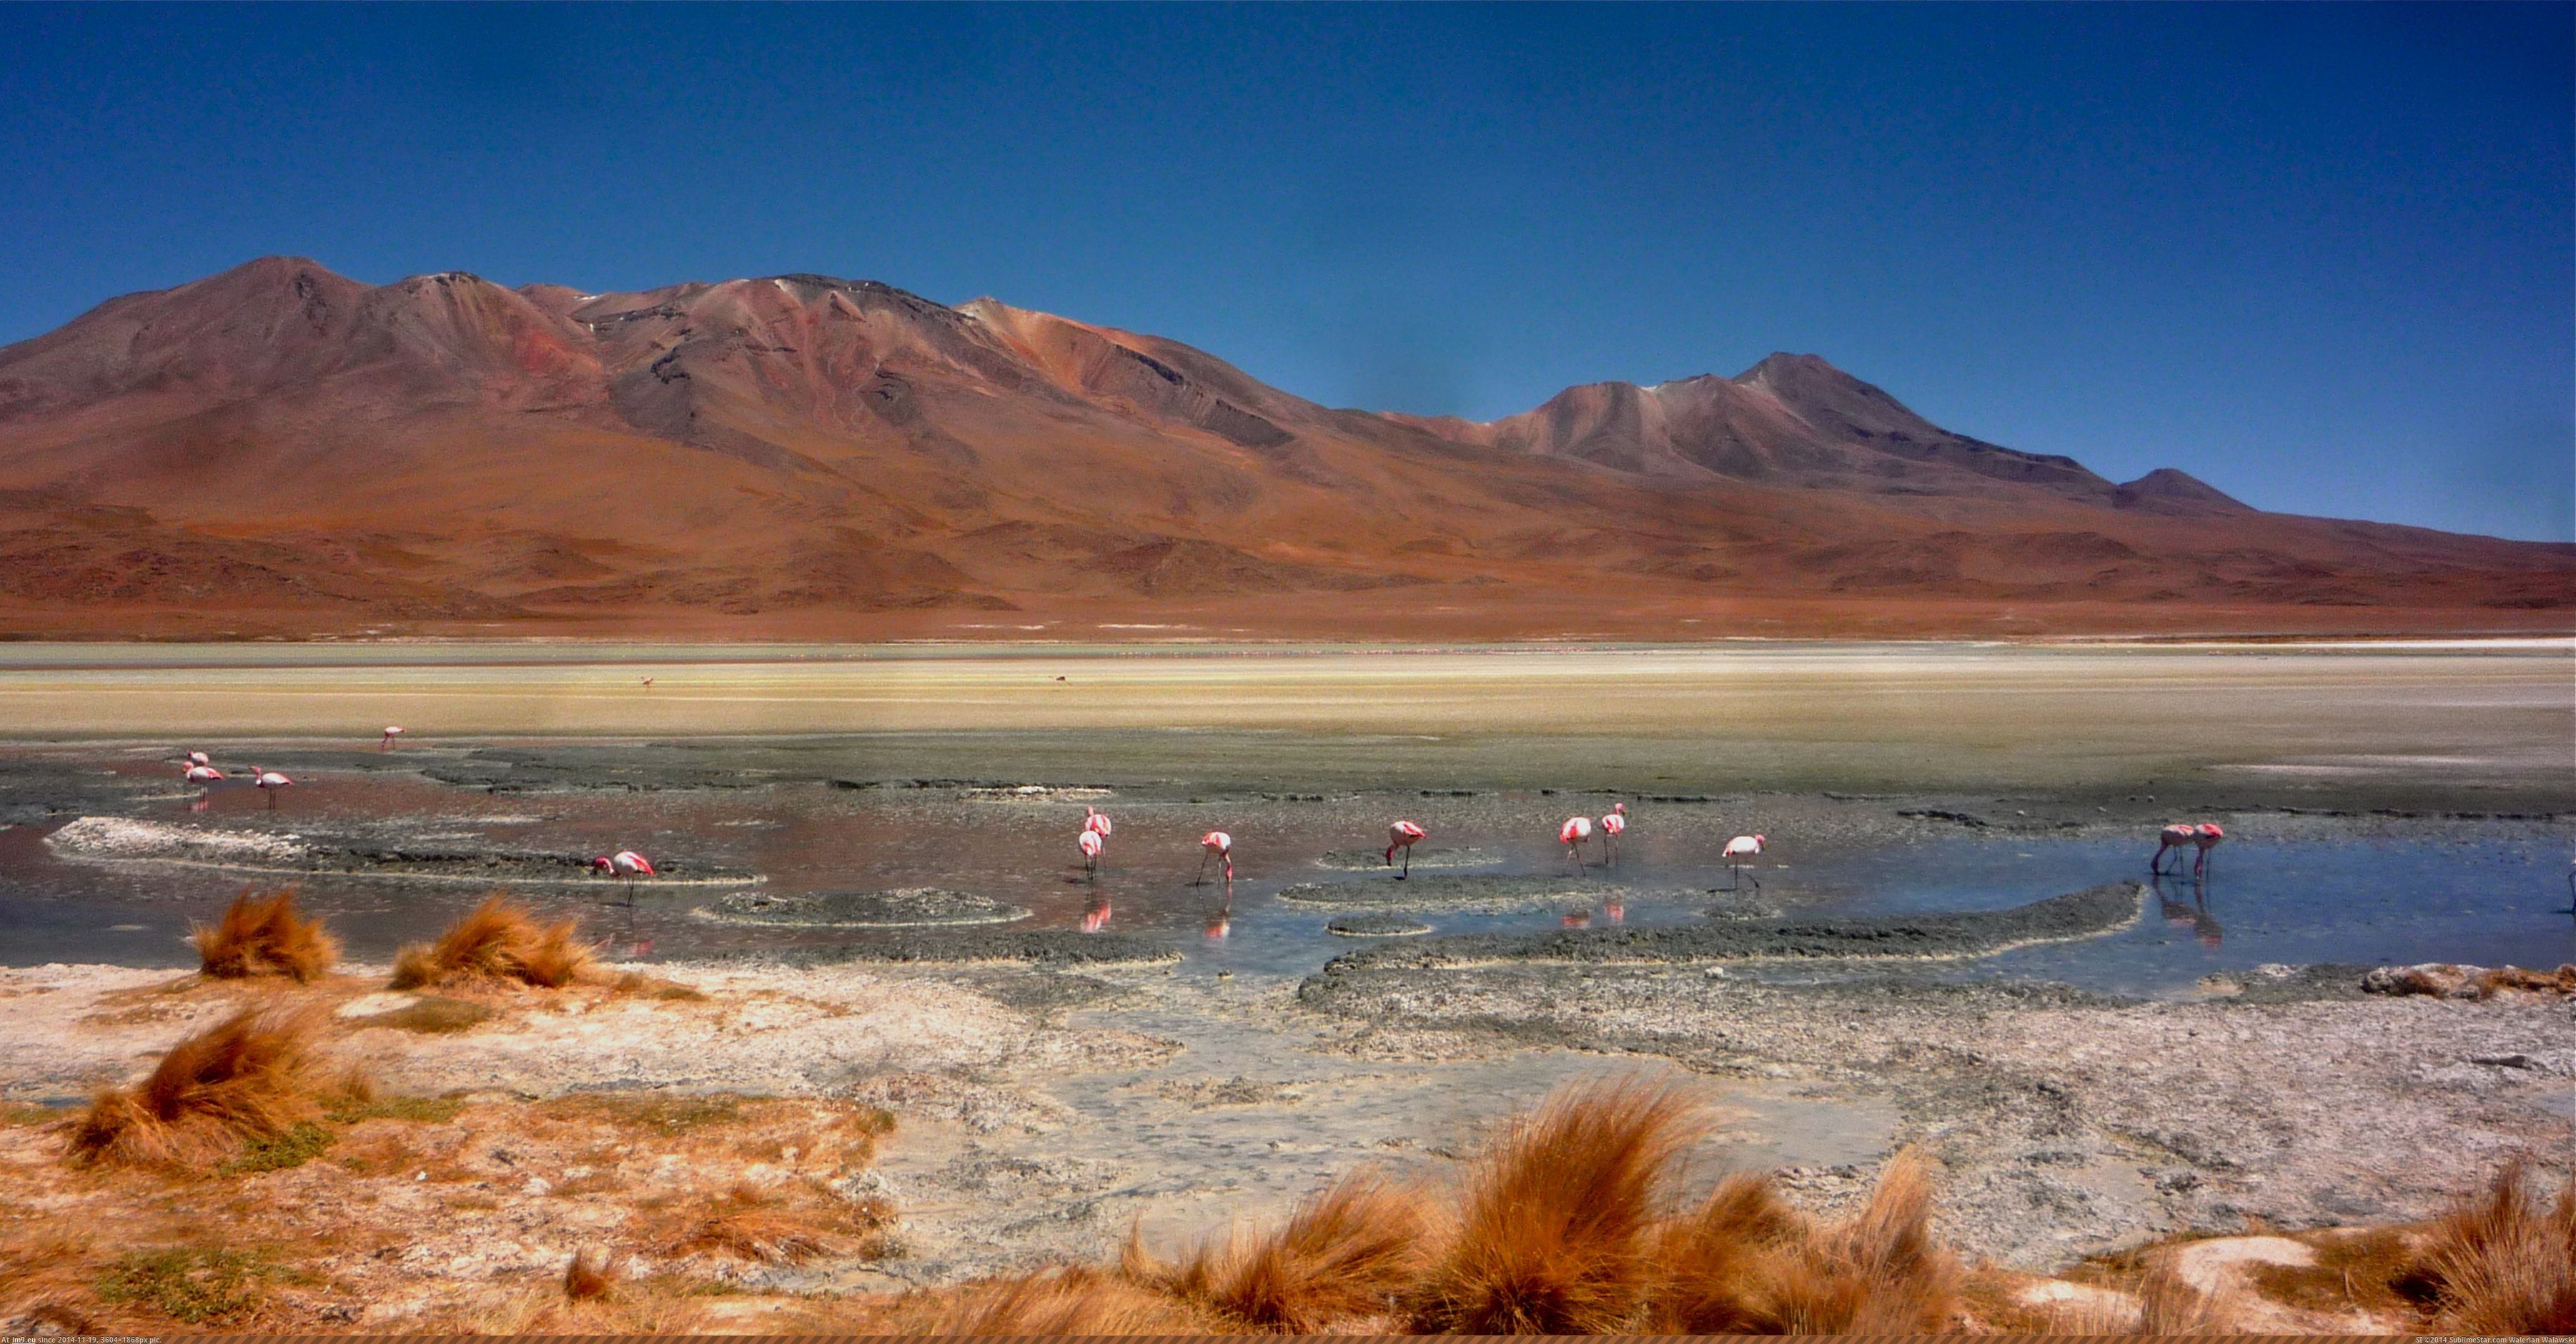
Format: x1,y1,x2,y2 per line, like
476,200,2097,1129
0,256,2562,640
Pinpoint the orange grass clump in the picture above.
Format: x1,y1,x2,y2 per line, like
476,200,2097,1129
191,889,338,982
922,1267,1212,1335
2418,1160,2576,1335
1647,1150,1959,1333
653,1182,891,1265
562,1247,618,1302
389,894,593,990
66,1008,345,1170
1406,1075,1704,1333
1134,1171,1432,1331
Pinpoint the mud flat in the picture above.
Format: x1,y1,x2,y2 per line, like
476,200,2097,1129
1310,846,1496,872
1325,912,1435,937
1293,953,2572,1268
1309,882,2146,975
44,816,753,886
732,929,1181,969
1278,872,1633,913
698,889,1031,929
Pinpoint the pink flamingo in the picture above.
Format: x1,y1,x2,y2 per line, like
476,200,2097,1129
2191,823,2225,876
380,726,404,751
1560,815,1593,869
591,849,655,901
183,764,225,785
184,751,211,768
1722,833,1765,889
1079,828,1104,878
252,767,292,809
1600,804,1627,865
2151,824,2198,875
1084,806,1114,839
1196,831,1234,887
1384,820,1427,879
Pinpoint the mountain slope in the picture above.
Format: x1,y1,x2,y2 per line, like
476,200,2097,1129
0,257,2563,639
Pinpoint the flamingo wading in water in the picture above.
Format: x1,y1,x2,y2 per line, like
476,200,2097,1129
1384,821,1427,879
2191,823,2224,876
592,850,655,901
183,764,225,786
1600,803,1628,865
380,726,404,751
1560,815,1594,869
1084,806,1114,839
1723,834,1765,889
252,768,292,809
2151,824,2198,876
1196,831,1234,888
1079,829,1104,879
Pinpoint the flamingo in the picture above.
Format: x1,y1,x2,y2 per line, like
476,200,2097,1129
184,751,211,768
183,764,225,785
2151,823,2198,875
1084,806,1114,839
2191,822,2225,876
1079,828,1104,878
380,726,405,751
591,850,655,901
1560,815,1594,869
641,676,655,687
1722,833,1765,889
1384,820,1427,879
1600,805,1627,865
252,767,292,809
1196,831,1234,887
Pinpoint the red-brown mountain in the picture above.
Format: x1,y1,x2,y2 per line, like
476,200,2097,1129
0,257,2562,638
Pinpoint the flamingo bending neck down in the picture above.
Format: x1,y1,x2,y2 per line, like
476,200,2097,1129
380,726,405,751
1196,831,1234,888
592,850,655,901
252,767,292,809
1084,807,1114,838
1560,816,1594,869
1079,828,1104,878
185,751,211,768
1384,821,1426,879
1722,833,1765,889
2190,823,2224,876
184,764,225,785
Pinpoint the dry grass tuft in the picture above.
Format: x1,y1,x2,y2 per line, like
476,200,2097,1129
66,1007,355,1170
1137,1170,1432,1331
190,889,337,982
563,1245,618,1302
921,1266,1213,1335
2130,1251,2239,1334
1648,1150,1959,1333
650,1181,893,1265
2417,1160,2576,1334
1407,1074,1703,1333
388,894,593,991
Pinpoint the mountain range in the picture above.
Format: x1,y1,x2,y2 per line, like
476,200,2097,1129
0,257,2564,639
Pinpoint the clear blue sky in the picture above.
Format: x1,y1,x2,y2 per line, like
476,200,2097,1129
4,3,2568,540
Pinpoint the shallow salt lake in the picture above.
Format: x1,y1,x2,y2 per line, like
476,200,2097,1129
2,753,2566,997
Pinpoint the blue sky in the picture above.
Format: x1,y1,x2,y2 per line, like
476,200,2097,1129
3,3,2568,540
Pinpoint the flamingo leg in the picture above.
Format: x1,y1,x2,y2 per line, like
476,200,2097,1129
1400,847,1410,879
1194,851,1209,886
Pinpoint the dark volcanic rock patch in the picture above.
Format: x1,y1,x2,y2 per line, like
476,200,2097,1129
699,888,1031,928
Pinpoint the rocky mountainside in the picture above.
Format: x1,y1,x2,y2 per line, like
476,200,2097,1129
0,257,2562,638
